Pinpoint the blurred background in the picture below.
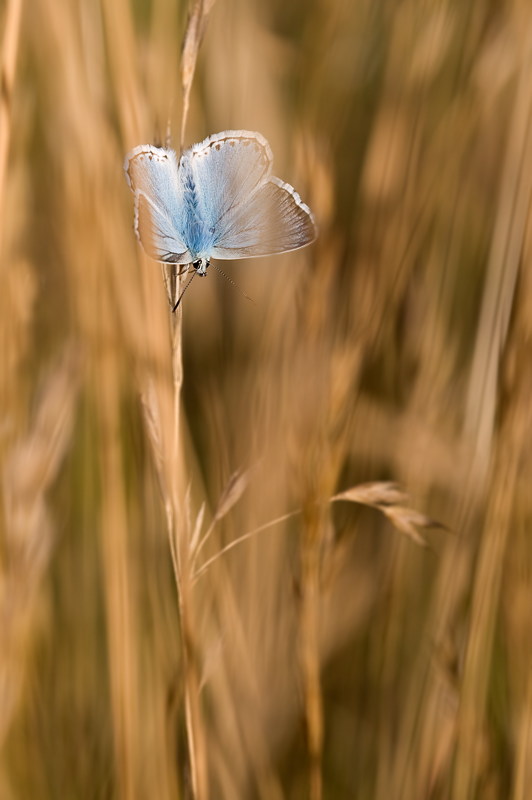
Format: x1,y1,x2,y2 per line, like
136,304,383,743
1,0,532,798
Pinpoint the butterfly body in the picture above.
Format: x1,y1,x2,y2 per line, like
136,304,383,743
191,258,209,276
124,130,316,275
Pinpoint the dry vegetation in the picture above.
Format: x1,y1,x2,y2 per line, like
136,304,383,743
1,0,532,798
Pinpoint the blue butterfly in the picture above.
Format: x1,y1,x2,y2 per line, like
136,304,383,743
124,130,317,308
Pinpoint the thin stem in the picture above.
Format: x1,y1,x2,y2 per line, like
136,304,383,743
0,0,24,258
191,518,217,564
169,296,209,800
300,503,326,800
193,509,301,582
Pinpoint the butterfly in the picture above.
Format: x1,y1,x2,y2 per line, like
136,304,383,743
124,130,317,308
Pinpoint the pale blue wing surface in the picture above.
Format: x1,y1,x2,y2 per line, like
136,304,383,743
210,176,316,259
184,131,316,259
124,145,191,264
135,192,193,264
183,131,273,231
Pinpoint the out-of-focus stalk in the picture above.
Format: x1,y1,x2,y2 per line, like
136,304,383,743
0,0,24,258
300,502,325,800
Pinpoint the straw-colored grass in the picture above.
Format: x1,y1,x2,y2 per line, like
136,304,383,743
1,0,531,798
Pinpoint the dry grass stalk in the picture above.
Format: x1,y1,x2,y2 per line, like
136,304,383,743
38,0,152,793
331,482,441,549
100,0,146,146
464,26,532,485
452,368,531,799
180,0,217,146
0,0,23,258
191,466,251,564
331,481,408,507
96,0,213,792
300,501,326,800
98,364,140,800
0,347,79,751
512,666,532,800
192,508,300,582
452,143,532,799
192,476,436,797
131,3,224,795
140,379,173,536
192,480,434,586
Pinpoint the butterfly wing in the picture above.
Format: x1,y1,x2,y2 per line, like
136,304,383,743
211,176,316,259
187,130,316,259
184,131,273,226
124,145,192,264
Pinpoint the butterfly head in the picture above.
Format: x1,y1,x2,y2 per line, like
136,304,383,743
193,258,209,276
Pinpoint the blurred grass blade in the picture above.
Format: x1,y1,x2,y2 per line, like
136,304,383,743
192,466,251,562
379,506,431,548
330,482,443,548
180,0,217,145
0,0,23,254
1,345,80,750
212,467,251,523
189,501,206,555
193,509,301,581
464,28,532,484
331,481,409,506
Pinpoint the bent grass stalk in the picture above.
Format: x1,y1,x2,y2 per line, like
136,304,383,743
126,2,221,797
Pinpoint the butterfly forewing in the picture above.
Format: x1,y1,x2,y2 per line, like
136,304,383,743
185,131,274,237
125,145,190,263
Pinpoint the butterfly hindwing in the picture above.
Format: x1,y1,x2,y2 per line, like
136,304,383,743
135,192,192,264
210,176,316,259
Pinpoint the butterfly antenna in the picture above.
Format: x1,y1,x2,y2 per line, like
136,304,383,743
210,263,256,305
173,270,196,312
